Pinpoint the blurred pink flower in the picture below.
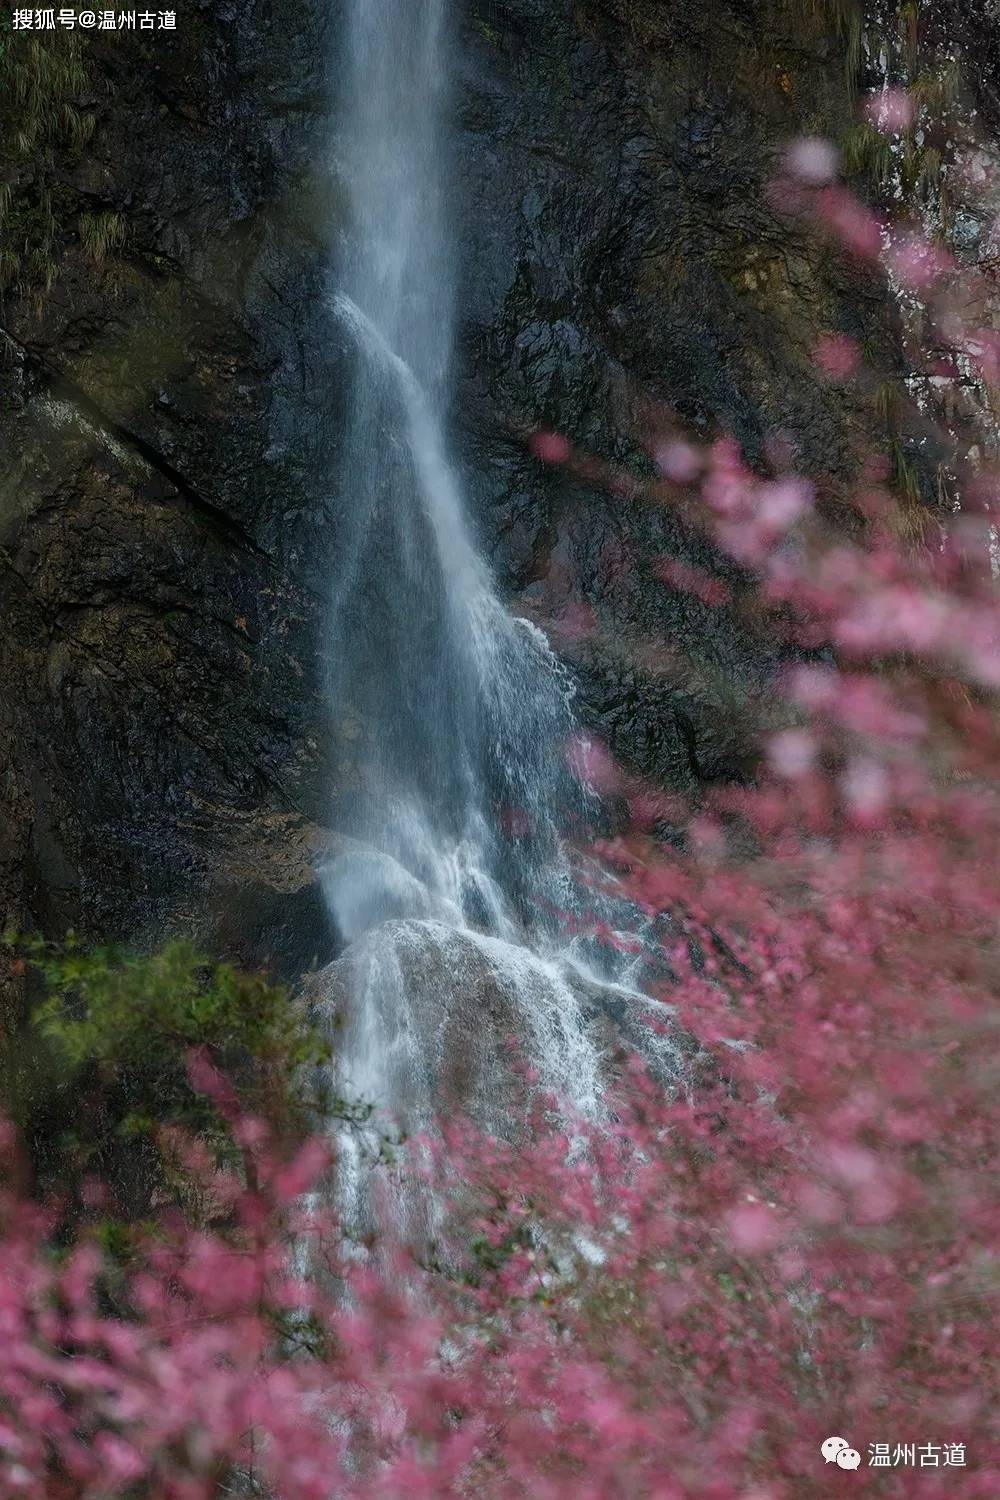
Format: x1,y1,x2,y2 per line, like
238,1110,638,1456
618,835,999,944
864,88,915,134
758,477,813,532
565,733,620,793
887,232,953,292
784,136,840,186
727,1202,782,1254
816,185,884,259
529,430,572,463
814,332,861,381
841,756,890,822
655,556,731,606
654,439,702,483
768,729,816,778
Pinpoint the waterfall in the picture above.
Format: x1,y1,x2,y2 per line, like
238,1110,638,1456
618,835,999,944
322,0,676,1171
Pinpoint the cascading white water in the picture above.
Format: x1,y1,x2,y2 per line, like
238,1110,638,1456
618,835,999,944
323,0,678,1175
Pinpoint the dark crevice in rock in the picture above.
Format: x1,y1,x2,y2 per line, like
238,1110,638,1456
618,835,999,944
1,323,269,562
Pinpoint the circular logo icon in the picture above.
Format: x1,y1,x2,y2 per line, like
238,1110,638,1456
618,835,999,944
821,1437,850,1463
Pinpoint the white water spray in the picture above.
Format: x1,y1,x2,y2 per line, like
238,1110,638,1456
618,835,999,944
322,0,677,1173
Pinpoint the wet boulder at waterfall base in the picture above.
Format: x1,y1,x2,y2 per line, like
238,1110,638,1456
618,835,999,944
308,915,692,1141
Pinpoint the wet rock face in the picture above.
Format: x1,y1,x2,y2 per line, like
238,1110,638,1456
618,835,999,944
452,0,883,786
0,1,346,978
2,1,879,973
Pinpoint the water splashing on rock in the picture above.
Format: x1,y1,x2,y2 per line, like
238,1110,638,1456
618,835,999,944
319,0,681,1191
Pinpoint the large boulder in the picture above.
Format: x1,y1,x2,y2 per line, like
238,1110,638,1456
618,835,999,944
308,916,689,1139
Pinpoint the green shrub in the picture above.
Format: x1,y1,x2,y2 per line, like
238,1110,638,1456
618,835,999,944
2,933,332,1217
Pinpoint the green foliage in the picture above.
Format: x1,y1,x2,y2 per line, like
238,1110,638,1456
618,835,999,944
898,0,920,76
0,23,95,299
2,933,331,1215
874,377,902,430
911,58,961,115
7,33,90,148
79,210,128,263
25,933,321,1103
839,1,963,214
34,939,251,1056
843,120,895,191
889,436,924,509
860,332,881,365
472,17,501,47
808,0,863,86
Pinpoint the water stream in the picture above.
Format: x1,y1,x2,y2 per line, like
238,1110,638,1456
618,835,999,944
322,0,674,1183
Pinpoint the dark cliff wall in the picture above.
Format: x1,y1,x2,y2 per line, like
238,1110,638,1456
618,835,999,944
0,0,879,986
453,0,882,787
1,1,341,988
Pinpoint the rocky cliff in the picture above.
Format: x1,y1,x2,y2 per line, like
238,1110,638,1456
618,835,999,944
0,0,885,989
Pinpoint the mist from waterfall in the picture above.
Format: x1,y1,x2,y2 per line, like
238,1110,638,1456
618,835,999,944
323,0,669,1167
